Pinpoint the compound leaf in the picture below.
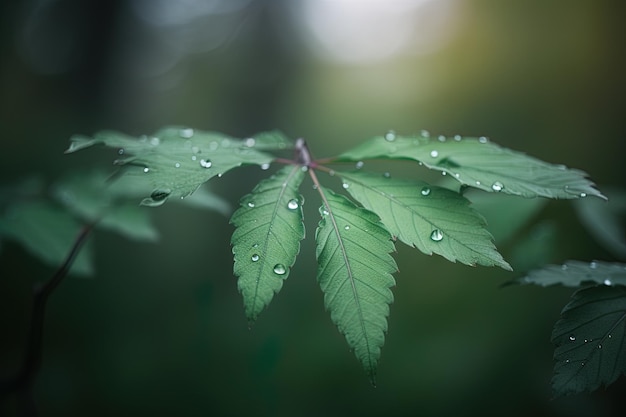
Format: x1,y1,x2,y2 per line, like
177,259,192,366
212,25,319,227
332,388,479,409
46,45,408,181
66,127,279,206
0,200,93,275
338,133,605,200
521,260,626,287
339,171,510,270
315,188,397,381
230,166,305,322
551,285,626,396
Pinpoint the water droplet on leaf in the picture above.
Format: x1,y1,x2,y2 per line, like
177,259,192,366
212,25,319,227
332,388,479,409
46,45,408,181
247,202,255,208
430,229,444,242
478,136,488,143
421,187,431,196
383,172,391,178
385,130,396,141
580,192,587,198
287,199,299,210
454,135,461,141
603,279,612,286
344,225,350,230
175,162,181,168
273,264,286,275
569,335,576,341
420,129,430,138
251,254,259,262
245,138,256,147
438,135,446,142
342,182,349,189
590,261,597,269
200,159,212,168
117,148,125,155
261,163,270,170
150,137,160,146
491,181,504,192
143,167,150,173
151,189,171,201
179,128,194,138
355,161,364,169
430,150,439,158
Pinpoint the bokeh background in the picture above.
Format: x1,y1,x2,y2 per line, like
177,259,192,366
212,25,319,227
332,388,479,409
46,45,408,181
1,0,625,416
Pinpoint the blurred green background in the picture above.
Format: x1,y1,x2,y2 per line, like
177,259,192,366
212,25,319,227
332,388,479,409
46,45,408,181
1,0,625,416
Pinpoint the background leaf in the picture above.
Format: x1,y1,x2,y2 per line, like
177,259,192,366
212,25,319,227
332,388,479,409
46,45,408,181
230,166,305,322
551,286,626,396
315,188,397,381
520,260,626,287
338,134,605,199
575,187,626,259
52,171,159,242
0,200,93,276
65,127,278,206
339,171,510,269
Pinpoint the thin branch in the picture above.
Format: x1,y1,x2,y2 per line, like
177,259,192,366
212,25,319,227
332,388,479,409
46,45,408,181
0,223,95,415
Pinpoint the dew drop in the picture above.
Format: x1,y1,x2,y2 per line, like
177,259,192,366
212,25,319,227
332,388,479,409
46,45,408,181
491,181,504,192
245,138,256,147
322,209,329,216
478,136,488,143
384,130,396,141
191,155,197,161
590,261,597,269
344,225,350,230
191,146,200,154
150,137,160,146
581,362,586,367
430,229,444,242
421,187,431,196
355,161,364,169
342,182,350,189
209,142,219,151
179,128,194,138
608,334,612,339
251,254,259,262
584,339,589,343
117,148,125,155
569,335,576,342
430,150,439,158
603,279,612,286
598,344,603,349
580,192,587,198
383,172,391,178
175,162,181,168
143,167,150,173
441,171,447,176
475,181,481,186
273,264,286,275
329,170,335,176
252,243,259,248
454,173,460,179
261,163,270,170
247,202,255,208
437,135,446,142
287,199,299,210
561,264,569,271
150,189,171,201
454,135,462,141
420,129,430,138
200,159,212,168
301,166,308,172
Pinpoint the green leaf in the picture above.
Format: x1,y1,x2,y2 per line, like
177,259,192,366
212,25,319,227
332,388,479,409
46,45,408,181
338,133,605,199
521,260,626,287
339,171,511,270
52,171,159,242
0,201,93,275
315,188,397,381
248,130,294,150
551,285,626,396
66,127,279,206
230,166,306,322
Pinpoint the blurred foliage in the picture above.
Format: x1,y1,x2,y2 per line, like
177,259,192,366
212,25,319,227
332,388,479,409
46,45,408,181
1,0,625,416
